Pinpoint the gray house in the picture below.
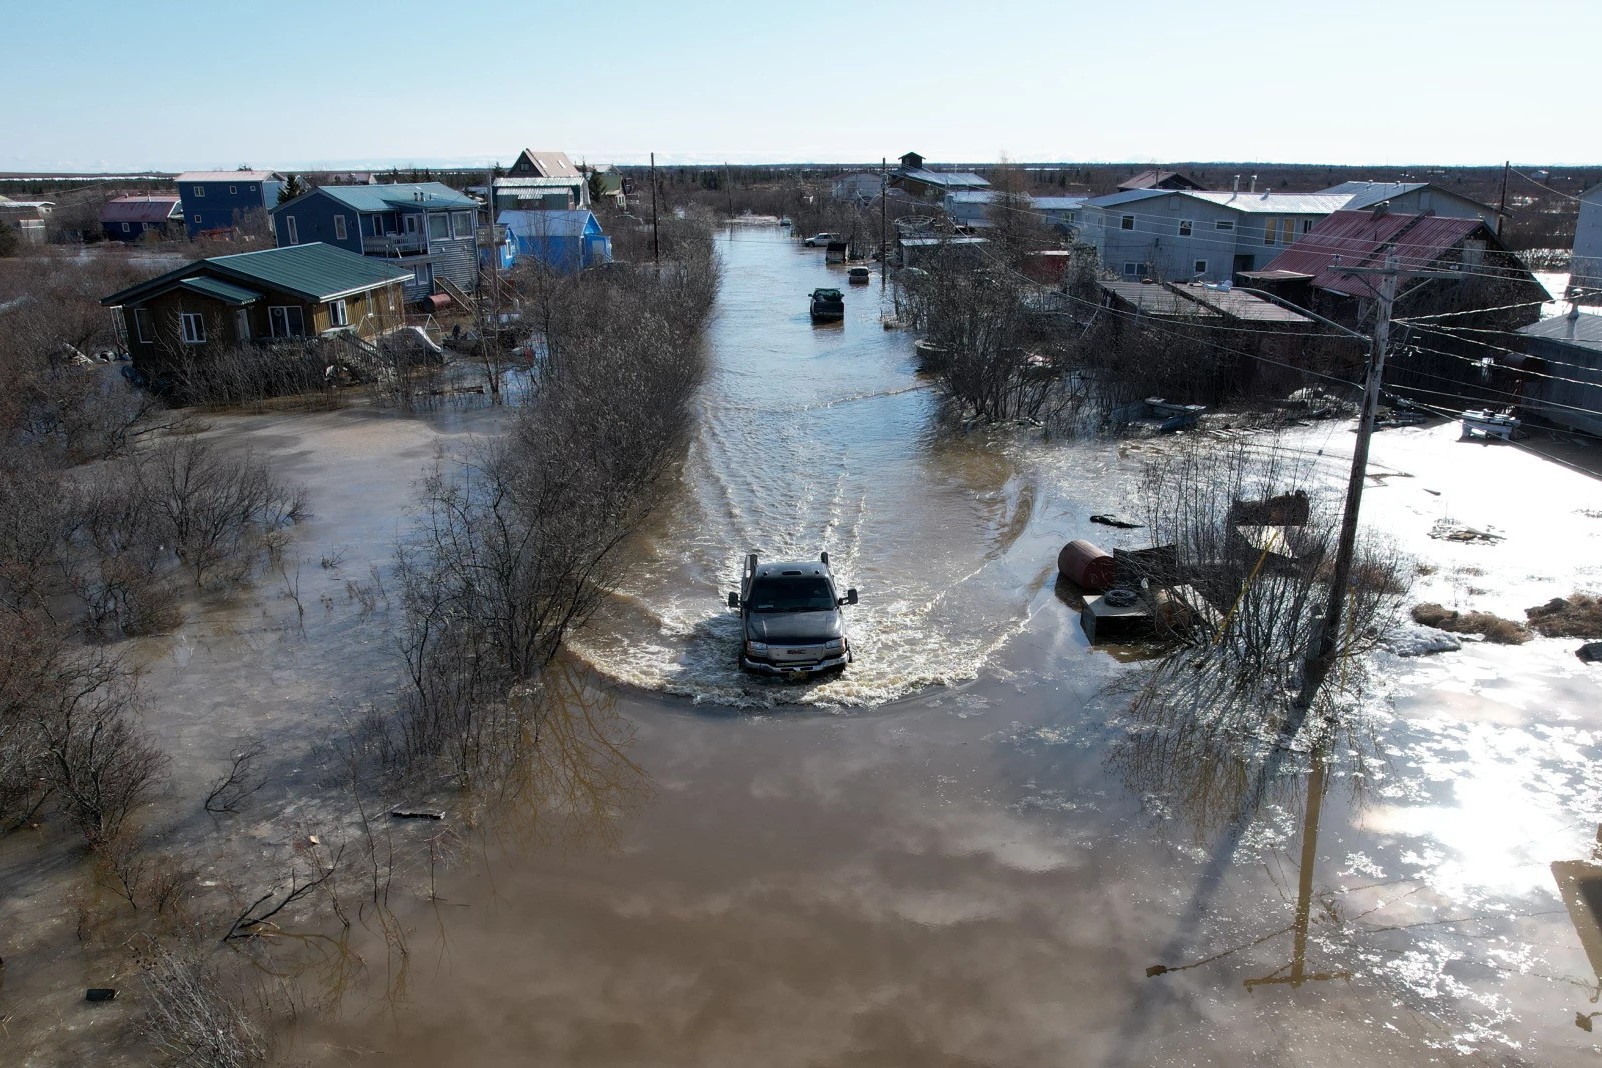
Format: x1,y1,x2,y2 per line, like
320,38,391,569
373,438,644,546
1079,189,1351,282
1515,310,1602,436
1570,185,1602,303
270,182,480,302
1316,181,1500,227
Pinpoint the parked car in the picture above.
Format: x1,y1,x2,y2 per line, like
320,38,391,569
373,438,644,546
848,266,871,285
727,552,858,676
804,232,839,247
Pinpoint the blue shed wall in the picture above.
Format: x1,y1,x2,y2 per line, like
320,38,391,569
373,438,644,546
271,191,365,254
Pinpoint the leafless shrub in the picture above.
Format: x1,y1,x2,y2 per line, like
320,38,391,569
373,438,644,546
205,746,265,814
1136,437,1410,686
135,437,305,587
225,858,340,941
139,939,268,1068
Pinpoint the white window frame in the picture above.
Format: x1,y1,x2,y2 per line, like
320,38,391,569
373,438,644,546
411,263,432,287
235,309,251,340
1193,259,1208,275
286,216,299,245
1281,218,1295,245
268,305,305,338
248,184,257,192
1264,219,1278,246
180,312,206,345
1302,219,1313,233
229,184,237,194
133,308,152,344
121,222,131,233
1120,214,1136,231
1178,219,1192,236
1122,262,1141,279
404,215,419,234
192,214,202,223
1215,219,1235,231
453,211,474,238
193,185,205,197
327,299,349,328
333,214,347,241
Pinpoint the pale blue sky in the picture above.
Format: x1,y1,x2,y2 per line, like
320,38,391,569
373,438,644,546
1,0,1590,172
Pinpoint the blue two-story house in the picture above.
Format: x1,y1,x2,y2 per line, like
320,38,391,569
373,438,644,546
270,182,480,302
499,209,611,274
176,170,285,237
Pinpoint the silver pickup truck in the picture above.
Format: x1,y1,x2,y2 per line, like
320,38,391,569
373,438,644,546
727,552,858,676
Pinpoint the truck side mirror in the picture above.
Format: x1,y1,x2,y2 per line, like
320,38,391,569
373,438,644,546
727,592,739,609
846,588,858,605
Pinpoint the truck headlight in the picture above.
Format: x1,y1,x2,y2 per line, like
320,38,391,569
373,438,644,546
745,641,769,654
823,638,844,650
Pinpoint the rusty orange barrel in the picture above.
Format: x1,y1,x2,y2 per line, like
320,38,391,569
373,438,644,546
1058,539,1116,591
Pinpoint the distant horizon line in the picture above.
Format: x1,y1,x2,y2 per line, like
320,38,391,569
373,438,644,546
3,156,1599,180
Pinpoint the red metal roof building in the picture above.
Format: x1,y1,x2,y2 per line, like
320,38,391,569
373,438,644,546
100,194,184,241
1251,210,1488,300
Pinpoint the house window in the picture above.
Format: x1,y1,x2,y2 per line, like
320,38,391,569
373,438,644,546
1281,218,1295,245
428,214,449,240
1193,259,1208,275
404,215,418,234
180,313,206,345
411,263,433,288
1264,220,1278,245
248,185,257,192
286,216,299,244
133,308,152,344
1122,262,1141,279
235,309,251,340
268,306,305,337
121,222,131,233
328,299,349,327
193,215,202,223
452,211,474,238
1178,219,1192,236
1215,219,1234,231
1120,214,1135,231
193,185,205,196
519,161,531,171
1302,219,1313,233
229,185,237,194
334,215,347,241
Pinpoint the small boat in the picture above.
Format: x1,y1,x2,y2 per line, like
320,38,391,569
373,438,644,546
810,288,845,323
778,216,792,228
913,338,949,371
847,266,871,285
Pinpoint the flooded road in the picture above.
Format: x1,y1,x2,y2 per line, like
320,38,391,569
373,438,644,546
569,227,1076,707
264,229,1602,1066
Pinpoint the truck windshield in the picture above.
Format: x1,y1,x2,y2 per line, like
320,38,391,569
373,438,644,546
748,576,835,612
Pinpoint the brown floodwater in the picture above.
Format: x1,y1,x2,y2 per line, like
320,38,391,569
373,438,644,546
6,228,1602,1066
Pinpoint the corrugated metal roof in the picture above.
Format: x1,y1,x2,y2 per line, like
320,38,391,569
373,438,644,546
102,195,182,224
176,277,262,305
299,182,476,213
900,236,990,248
1084,189,1172,209
1166,283,1314,323
499,209,599,239
900,169,990,188
945,190,998,204
494,176,583,190
1317,180,1429,205
1118,169,1204,191
1181,191,1353,215
1258,210,1486,299
1033,196,1086,211
175,170,283,183
514,150,581,178
104,242,410,307
1098,280,1220,317
1517,312,1602,352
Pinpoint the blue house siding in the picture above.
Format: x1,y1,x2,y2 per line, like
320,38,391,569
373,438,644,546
178,175,283,237
270,191,365,255
500,210,611,274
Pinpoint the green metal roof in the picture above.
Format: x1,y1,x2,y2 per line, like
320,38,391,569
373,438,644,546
293,182,477,213
175,277,262,305
103,242,410,306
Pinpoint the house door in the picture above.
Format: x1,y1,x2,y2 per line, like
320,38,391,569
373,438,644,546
404,216,418,235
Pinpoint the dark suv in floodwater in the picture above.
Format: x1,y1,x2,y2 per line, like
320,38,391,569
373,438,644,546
728,553,858,676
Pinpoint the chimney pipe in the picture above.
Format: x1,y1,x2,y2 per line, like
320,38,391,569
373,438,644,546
1249,174,1258,194
1232,174,1241,193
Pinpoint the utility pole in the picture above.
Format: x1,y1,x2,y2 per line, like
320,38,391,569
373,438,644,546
724,162,733,218
1496,160,1510,239
1291,255,1400,716
650,151,660,266
880,156,888,293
